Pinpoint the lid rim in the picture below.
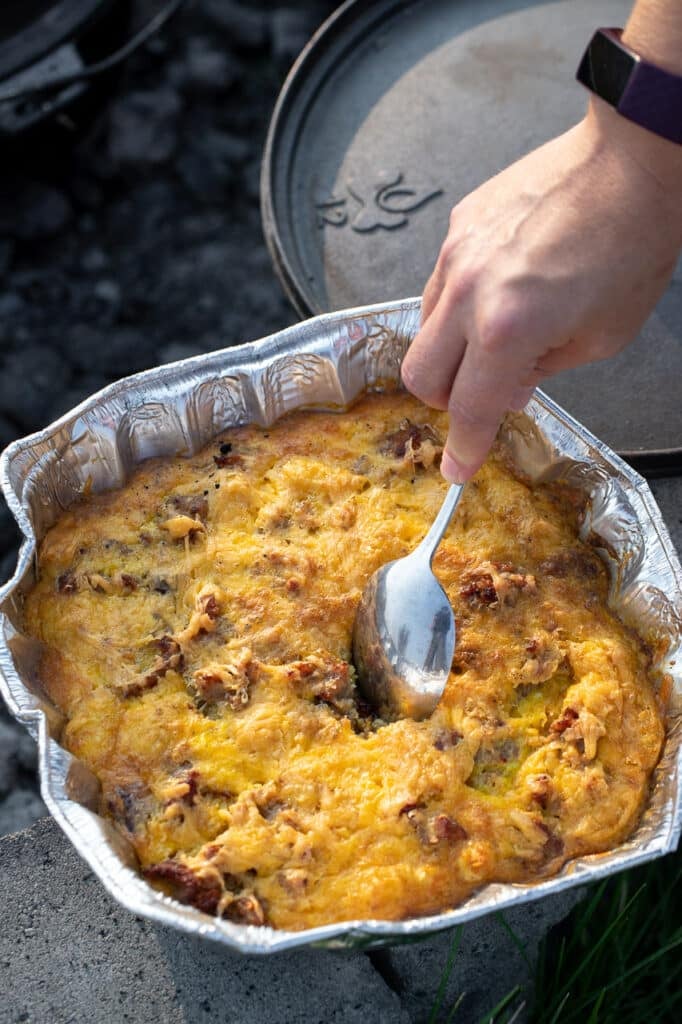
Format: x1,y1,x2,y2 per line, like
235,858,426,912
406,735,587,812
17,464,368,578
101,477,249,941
0,0,109,81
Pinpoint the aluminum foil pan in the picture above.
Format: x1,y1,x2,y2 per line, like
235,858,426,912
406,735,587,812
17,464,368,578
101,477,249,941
1,297,681,953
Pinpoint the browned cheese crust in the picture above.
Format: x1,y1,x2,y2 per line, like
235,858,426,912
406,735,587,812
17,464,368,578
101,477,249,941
23,392,665,929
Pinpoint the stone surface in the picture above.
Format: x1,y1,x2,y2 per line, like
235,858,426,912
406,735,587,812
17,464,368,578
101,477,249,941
374,889,585,1023
0,711,46,837
0,819,409,1024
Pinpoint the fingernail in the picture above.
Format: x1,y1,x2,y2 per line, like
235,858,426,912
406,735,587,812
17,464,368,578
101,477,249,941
440,449,468,484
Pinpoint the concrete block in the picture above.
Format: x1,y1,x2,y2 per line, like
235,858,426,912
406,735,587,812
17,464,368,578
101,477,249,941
0,819,409,1024
374,888,585,1023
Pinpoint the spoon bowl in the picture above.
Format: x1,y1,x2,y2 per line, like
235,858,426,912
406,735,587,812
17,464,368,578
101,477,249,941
352,484,464,721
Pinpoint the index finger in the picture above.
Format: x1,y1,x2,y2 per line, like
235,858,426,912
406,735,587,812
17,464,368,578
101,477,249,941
441,333,531,483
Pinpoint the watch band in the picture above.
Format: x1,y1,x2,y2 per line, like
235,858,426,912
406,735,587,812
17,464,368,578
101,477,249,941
576,27,682,145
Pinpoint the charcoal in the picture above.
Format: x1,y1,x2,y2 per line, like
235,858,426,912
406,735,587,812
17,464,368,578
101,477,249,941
0,415,17,452
84,278,122,325
108,88,183,167
14,268,69,307
0,292,24,319
0,498,20,552
242,158,262,204
125,181,181,239
60,323,100,370
0,787,48,837
80,247,110,274
0,721,19,799
0,547,18,586
47,375,111,420
0,239,14,278
78,212,97,234
15,729,38,774
201,0,269,51
79,241,109,270
0,182,72,241
270,8,317,66
177,130,252,202
0,345,71,428
158,341,205,364
69,173,105,210
178,37,241,95
65,324,155,377
178,211,226,243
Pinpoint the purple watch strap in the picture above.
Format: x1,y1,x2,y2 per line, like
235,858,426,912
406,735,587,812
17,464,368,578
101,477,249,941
577,28,682,146
620,52,682,144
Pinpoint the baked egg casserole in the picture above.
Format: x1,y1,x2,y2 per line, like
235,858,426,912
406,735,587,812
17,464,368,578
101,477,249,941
24,392,664,929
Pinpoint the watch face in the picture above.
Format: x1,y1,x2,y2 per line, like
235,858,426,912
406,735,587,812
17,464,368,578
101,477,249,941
577,29,635,107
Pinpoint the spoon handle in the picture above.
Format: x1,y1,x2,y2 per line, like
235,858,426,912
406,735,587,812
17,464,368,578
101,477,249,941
414,483,464,566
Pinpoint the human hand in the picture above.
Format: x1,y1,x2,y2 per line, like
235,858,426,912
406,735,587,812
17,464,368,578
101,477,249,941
401,99,682,483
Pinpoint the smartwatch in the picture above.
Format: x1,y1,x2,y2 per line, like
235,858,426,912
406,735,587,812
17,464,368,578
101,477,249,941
576,27,682,145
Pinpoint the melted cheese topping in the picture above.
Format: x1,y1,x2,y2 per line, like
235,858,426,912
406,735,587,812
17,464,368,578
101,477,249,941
24,393,664,929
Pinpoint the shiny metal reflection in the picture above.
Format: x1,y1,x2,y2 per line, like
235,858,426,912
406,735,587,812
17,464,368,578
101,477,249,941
353,483,464,720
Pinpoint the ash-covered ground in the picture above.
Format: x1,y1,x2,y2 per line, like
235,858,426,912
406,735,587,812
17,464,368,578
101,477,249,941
0,0,337,835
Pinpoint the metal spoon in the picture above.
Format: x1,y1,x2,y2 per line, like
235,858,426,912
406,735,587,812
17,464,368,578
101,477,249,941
352,484,464,721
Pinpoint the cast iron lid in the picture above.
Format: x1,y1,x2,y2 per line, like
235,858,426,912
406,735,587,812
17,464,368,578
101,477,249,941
0,0,124,135
0,2,102,78
262,0,682,475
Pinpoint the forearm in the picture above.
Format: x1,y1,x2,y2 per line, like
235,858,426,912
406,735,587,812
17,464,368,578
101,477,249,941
586,0,682,210
624,0,682,72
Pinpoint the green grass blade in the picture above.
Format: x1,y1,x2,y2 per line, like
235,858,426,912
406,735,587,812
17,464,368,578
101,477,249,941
585,988,606,1024
496,912,533,972
429,926,464,1024
445,990,467,1024
628,866,682,954
502,1000,527,1024
532,851,682,1024
572,879,609,938
475,984,522,1024
547,882,646,1010
563,929,682,1019
546,990,571,1024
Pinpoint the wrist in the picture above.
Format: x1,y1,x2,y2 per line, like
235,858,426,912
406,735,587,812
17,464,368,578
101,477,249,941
623,1,682,76
585,95,682,208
